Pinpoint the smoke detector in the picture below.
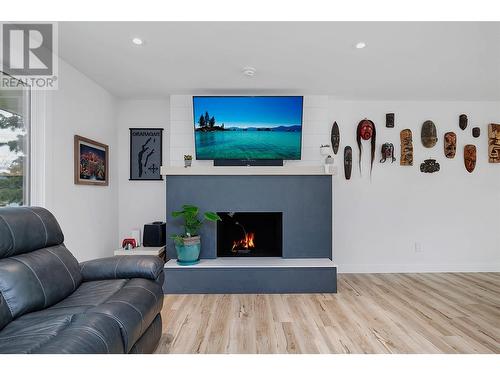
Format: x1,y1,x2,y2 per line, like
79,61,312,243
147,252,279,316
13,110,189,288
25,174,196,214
242,66,257,77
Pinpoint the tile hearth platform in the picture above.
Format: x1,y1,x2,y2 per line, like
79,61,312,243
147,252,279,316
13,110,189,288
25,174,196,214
164,258,337,294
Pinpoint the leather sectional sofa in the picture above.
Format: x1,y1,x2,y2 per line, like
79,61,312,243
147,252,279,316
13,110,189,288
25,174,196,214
0,206,164,354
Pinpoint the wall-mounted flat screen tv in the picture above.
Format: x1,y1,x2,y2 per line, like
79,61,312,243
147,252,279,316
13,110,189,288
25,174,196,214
193,96,303,160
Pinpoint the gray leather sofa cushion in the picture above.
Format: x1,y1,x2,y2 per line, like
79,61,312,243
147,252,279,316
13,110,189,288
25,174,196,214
0,313,75,353
0,278,163,353
32,314,125,354
80,256,164,283
0,312,124,354
0,244,82,321
0,206,64,258
88,278,164,352
48,279,128,311
19,279,129,320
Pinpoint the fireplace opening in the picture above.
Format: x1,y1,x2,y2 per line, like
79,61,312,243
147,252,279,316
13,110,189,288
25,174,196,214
217,212,282,257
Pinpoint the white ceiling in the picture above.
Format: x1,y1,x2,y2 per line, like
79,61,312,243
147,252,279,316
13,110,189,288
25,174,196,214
58,22,500,100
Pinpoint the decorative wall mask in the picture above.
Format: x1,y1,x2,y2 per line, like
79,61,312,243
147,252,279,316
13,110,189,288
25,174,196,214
472,127,480,138
356,119,376,175
380,143,396,163
344,146,352,180
464,145,477,173
420,159,440,173
331,121,340,155
421,120,438,148
386,113,395,128
400,129,414,166
444,132,457,159
488,123,500,163
459,114,468,130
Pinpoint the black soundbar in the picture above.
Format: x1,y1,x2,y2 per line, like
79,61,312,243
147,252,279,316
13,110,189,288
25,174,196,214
213,159,284,167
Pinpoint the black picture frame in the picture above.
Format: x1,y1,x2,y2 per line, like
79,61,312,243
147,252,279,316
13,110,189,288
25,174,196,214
129,128,164,181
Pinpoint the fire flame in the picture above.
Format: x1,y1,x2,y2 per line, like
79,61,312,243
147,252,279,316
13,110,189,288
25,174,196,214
232,232,255,251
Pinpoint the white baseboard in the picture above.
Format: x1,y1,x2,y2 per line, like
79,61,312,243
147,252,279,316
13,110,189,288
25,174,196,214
337,263,500,274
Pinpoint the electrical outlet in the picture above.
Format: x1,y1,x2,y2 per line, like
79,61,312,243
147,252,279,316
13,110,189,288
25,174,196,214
414,242,423,253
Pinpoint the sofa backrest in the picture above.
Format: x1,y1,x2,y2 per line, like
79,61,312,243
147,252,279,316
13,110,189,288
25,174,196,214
0,207,82,329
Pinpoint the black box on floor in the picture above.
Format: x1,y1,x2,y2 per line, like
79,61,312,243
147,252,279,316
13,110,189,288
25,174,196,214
143,222,166,247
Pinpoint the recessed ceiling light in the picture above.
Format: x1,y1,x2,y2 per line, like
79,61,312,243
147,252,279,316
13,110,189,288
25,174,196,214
242,66,257,77
355,42,367,49
132,38,143,46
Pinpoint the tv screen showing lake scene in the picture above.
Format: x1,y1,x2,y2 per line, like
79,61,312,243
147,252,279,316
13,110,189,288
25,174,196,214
193,96,303,160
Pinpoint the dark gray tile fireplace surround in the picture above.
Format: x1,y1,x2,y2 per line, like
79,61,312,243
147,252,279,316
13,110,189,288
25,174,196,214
164,172,336,293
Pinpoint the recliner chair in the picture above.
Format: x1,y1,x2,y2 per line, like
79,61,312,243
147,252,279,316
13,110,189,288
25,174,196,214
0,206,164,353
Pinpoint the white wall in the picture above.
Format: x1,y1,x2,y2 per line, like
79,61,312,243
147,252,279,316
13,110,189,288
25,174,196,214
38,80,500,271
329,99,500,272
116,100,170,245
43,59,118,262
169,95,500,272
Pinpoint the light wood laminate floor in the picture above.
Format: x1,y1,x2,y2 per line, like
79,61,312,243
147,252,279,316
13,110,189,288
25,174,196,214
155,273,500,354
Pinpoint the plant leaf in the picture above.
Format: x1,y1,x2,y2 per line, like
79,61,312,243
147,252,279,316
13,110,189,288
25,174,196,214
204,212,221,222
172,210,184,217
182,205,198,215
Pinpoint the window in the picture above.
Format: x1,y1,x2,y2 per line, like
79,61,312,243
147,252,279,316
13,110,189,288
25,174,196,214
0,72,30,207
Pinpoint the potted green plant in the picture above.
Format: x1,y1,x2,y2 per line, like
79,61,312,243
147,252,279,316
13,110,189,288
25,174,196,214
170,204,221,265
184,154,192,167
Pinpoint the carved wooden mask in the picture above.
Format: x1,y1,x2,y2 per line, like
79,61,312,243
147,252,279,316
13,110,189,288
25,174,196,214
421,120,438,148
464,145,477,173
488,123,500,163
444,132,457,159
459,114,468,130
472,127,480,138
344,146,352,180
331,122,340,155
380,143,396,163
420,159,440,173
386,113,395,128
359,120,374,140
400,129,413,166
356,119,376,176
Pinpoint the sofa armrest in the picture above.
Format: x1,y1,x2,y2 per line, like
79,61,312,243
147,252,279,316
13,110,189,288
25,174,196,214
80,256,164,284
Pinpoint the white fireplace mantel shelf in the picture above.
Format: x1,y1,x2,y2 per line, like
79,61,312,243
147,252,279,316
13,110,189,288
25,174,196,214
161,165,337,176
164,257,337,269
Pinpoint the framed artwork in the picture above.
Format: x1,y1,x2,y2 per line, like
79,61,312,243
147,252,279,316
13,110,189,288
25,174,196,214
129,128,163,181
74,135,109,186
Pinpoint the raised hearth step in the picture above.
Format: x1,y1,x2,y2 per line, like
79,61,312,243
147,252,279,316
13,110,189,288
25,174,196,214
163,258,337,294
164,257,336,268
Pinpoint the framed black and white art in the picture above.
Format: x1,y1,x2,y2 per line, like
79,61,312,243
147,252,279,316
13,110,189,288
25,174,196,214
129,128,163,181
